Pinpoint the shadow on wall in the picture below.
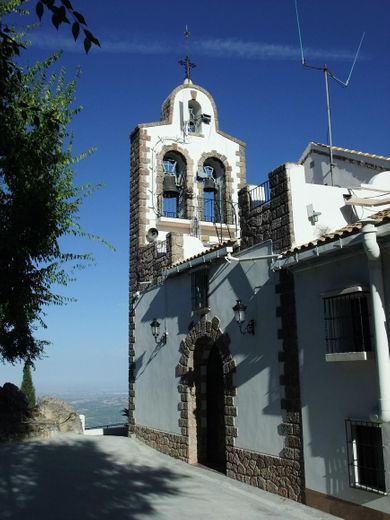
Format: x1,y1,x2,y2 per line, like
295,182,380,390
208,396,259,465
0,437,184,520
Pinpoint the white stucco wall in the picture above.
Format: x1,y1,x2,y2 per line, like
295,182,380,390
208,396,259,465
288,164,390,248
134,241,285,457
293,246,390,514
288,164,353,247
137,84,242,249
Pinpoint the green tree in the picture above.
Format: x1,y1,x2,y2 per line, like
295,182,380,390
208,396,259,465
20,361,36,407
0,2,107,364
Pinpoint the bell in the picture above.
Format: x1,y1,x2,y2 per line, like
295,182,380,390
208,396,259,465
163,175,179,198
203,177,217,193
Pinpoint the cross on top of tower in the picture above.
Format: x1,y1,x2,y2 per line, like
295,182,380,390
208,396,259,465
178,25,196,81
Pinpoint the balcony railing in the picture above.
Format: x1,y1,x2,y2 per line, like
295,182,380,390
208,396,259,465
249,181,270,210
162,196,224,223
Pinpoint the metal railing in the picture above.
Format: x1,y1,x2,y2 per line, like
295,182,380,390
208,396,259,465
249,180,270,210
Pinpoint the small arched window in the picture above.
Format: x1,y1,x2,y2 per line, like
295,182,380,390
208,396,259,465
162,151,187,219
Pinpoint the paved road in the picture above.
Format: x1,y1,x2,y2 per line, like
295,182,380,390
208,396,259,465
0,434,340,520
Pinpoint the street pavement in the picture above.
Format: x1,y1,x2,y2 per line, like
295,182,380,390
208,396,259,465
0,434,341,519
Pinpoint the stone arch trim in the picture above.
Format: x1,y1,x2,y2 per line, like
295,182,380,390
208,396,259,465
156,144,195,219
176,316,238,463
198,151,234,225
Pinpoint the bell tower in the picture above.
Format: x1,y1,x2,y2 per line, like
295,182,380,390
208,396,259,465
128,74,246,432
130,79,246,261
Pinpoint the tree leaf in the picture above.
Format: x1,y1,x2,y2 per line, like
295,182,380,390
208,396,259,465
61,0,73,9
57,5,70,24
71,21,79,41
84,29,99,46
51,12,61,29
83,36,92,53
36,2,44,21
73,11,86,25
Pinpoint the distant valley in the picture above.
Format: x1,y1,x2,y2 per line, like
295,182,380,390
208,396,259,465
38,391,128,429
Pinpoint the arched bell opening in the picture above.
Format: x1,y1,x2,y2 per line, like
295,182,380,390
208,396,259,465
199,158,225,223
162,151,187,218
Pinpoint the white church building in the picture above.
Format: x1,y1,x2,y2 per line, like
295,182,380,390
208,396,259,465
128,71,390,520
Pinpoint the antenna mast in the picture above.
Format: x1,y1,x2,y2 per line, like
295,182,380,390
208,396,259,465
295,0,365,186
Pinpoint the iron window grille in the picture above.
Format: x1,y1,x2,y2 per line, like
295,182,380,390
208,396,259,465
323,287,372,354
191,269,208,312
346,419,386,495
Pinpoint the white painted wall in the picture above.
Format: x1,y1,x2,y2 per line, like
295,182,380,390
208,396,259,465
288,164,390,247
293,247,390,514
138,83,242,252
183,235,206,258
134,241,285,457
288,164,353,247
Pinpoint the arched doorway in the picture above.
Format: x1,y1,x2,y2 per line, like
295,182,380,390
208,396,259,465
205,343,226,471
193,338,226,472
176,317,237,473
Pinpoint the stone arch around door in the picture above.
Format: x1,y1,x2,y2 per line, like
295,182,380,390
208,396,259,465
175,316,238,469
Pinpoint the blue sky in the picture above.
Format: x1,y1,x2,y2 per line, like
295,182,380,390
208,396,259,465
2,0,389,394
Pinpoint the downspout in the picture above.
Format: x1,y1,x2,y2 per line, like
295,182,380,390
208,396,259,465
362,221,390,423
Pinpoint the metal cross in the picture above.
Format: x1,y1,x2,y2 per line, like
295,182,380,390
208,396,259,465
178,25,196,80
179,55,196,81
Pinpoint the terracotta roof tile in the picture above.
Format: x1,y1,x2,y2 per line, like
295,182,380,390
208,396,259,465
285,209,390,255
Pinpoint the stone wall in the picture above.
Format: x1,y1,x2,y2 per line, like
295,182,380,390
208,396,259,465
134,425,187,461
238,186,271,249
239,164,294,253
137,233,183,287
269,165,295,252
226,447,302,500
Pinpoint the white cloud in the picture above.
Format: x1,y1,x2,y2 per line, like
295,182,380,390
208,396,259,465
195,38,360,62
30,32,364,63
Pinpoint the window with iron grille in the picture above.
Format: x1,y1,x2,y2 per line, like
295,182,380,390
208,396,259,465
323,286,372,354
346,419,386,494
191,269,208,311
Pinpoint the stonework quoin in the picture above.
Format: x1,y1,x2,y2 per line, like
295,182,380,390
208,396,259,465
275,268,305,502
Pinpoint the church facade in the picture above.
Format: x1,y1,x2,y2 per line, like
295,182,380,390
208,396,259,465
129,77,390,519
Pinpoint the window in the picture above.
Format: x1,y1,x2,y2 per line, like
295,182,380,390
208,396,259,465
191,269,208,311
323,286,372,355
346,419,386,494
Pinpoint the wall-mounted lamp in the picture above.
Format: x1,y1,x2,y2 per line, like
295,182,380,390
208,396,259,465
232,299,255,335
150,318,167,344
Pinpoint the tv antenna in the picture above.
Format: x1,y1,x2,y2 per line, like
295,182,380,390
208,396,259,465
295,0,365,185
179,25,196,82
